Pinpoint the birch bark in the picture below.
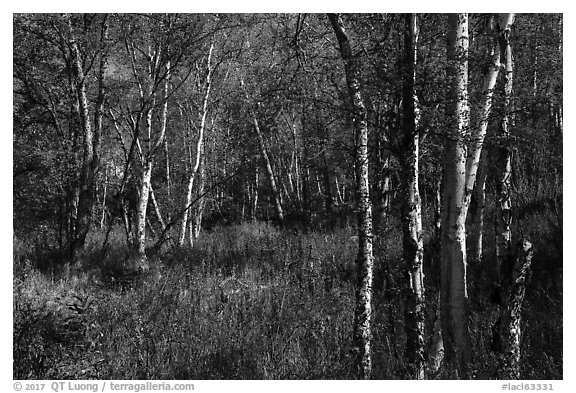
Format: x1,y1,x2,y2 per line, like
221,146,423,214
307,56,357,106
400,13,426,380
495,14,515,281
64,14,95,260
441,13,472,376
179,44,213,246
328,13,374,379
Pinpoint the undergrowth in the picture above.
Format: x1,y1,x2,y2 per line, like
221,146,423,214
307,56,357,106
13,218,562,379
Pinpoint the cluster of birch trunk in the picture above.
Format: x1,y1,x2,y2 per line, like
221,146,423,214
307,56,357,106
329,13,533,379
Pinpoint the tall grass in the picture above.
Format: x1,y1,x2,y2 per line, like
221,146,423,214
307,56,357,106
14,218,561,379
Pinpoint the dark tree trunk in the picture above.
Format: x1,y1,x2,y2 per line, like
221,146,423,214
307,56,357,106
491,239,533,379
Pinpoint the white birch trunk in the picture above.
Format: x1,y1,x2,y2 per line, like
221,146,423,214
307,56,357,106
400,13,426,380
441,13,472,377
464,15,501,206
135,160,152,263
100,166,108,229
495,14,515,281
149,184,166,231
470,149,488,263
64,14,95,259
133,46,170,266
252,167,259,221
179,44,213,246
328,13,374,379
468,14,508,265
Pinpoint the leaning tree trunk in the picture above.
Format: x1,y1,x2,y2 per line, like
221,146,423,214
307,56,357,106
149,184,166,231
64,14,96,260
400,13,426,380
467,14,503,265
328,13,375,380
241,77,285,224
441,13,472,377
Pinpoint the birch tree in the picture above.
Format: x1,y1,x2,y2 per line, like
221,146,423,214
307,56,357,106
179,43,214,247
327,13,374,379
440,13,517,377
468,15,504,264
441,13,472,376
495,13,515,280
62,13,97,260
240,76,285,224
493,240,533,379
490,13,534,379
121,15,173,268
399,13,426,380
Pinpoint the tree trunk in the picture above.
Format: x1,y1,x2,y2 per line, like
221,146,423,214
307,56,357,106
149,184,166,231
328,13,374,380
492,239,533,379
400,13,426,380
164,135,172,217
441,13,472,377
428,293,444,374
241,77,285,223
100,165,108,229
252,167,259,221
463,15,501,205
375,145,392,227
64,14,95,260
133,48,170,265
93,14,108,193
135,160,152,265
190,154,206,246
465,14,508,269
470,148,489,264
291,122,303,209
495,14,515,282
179,44,213,246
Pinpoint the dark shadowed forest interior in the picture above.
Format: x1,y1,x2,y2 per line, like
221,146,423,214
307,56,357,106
13,13,562,380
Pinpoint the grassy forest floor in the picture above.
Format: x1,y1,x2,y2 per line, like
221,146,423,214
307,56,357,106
13,211,562,380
